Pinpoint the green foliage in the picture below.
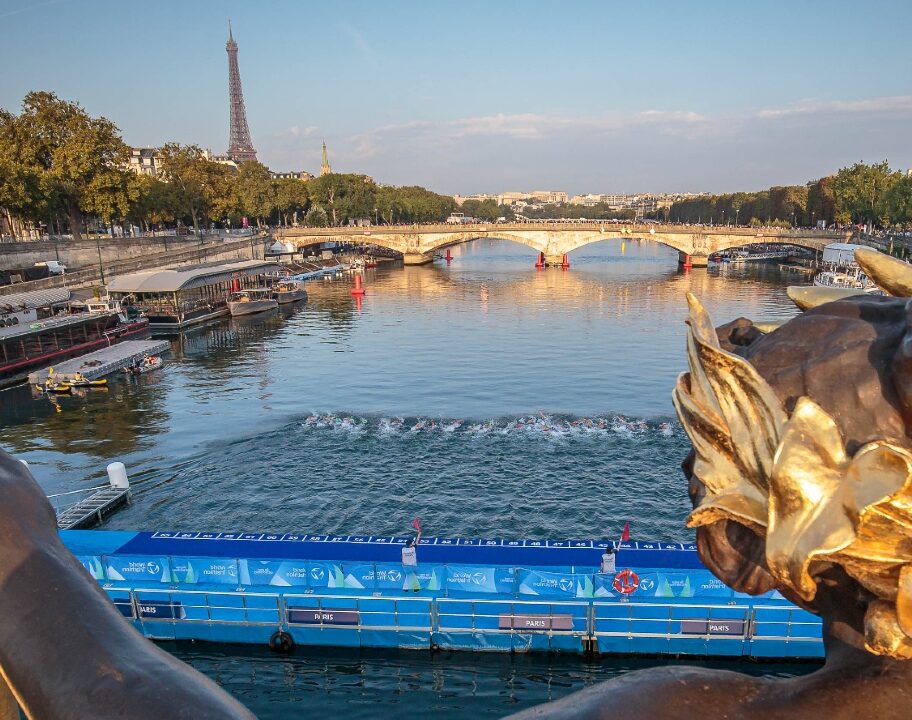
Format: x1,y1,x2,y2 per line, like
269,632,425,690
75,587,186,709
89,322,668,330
520,203,634,221
232,161,276,227
831,160,900,225
882,175,912,227
304,204,328,227
459,199,509,221
376,185,456,224
157,143,227,232
273,178,309,226
0,91,132,238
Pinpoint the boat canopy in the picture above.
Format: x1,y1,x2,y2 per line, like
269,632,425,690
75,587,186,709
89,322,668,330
0,287,71,313
106,260,282,295
822,242,867,265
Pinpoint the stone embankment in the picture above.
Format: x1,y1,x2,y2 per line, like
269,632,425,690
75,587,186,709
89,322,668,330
0,235,268,296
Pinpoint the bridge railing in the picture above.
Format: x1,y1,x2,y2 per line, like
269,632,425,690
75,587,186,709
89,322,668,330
275,223,853,238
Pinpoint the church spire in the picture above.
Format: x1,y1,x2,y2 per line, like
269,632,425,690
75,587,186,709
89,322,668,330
320,140,332,176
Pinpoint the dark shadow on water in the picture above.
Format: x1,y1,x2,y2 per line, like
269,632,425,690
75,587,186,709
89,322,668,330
166,642,819,719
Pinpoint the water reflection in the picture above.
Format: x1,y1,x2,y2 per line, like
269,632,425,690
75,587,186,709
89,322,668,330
169,644,816,720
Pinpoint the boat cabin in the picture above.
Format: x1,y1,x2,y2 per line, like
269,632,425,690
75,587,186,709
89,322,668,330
107,260,282,329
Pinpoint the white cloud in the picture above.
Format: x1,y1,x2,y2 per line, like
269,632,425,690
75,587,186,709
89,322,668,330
757,95,912,118
259,95,912,192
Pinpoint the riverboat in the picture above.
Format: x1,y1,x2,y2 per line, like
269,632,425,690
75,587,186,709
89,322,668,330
64,530,823,660
106,260,282,330
813,270,879,291
227,289,279,316
271,280,308,304
0,288,150,388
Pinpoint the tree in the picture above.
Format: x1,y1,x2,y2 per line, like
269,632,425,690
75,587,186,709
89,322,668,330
273,178,309,226
0,91,131,240
806,177,836,227
157,143,224,233
304,204,328,227
306,173,376,225
831,161,899,227
129,175,179,231
233,161,275,227
882,175,912,228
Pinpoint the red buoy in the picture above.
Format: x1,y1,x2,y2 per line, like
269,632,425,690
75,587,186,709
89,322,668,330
445,248,453,263
535,251,545,269
683,254,693,269
561,254,570,269
351,273,366,296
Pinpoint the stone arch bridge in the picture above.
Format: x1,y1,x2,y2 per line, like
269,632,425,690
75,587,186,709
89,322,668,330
275,223,854,266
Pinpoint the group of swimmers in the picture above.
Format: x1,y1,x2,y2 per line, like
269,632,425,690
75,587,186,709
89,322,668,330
301,413,675,437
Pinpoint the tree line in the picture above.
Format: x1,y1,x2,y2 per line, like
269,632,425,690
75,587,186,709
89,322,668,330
666,162,912,229
0,92,457,240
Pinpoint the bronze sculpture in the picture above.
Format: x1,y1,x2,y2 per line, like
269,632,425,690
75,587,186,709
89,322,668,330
0,449,255,719
510,248,912,718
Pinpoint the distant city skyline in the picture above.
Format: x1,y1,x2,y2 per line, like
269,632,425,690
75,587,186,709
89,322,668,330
1,0,910,195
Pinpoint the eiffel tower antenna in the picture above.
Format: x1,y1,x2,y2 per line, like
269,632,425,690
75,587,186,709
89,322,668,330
226,21,257,163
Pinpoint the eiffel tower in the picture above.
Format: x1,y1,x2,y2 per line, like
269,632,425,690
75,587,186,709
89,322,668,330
225,21,257,163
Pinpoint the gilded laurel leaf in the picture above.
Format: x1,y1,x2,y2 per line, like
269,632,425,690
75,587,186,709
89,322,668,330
673,374,769,532
767,398,856,601
769,403,912,604
672,294,787,533
897,566,912,638
865,600,912,659
828,442,912,601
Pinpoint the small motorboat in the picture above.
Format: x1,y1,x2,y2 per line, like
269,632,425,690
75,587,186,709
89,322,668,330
227,289,278,316
124,356,163,374
272,280,308,304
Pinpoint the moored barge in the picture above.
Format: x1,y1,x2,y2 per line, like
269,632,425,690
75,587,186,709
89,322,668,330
66,530,823,659
106,260,282,330
0,288,149,388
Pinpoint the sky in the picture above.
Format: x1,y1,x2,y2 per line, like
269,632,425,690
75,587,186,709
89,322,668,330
1,0,911,195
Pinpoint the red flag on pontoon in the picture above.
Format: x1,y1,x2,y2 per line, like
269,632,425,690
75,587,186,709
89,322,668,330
620,522,630,542
412,518,422,533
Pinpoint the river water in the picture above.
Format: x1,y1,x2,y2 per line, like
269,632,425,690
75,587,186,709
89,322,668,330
0,238,811,716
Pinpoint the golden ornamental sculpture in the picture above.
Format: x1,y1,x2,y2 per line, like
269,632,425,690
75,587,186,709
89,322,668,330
674,290,912,658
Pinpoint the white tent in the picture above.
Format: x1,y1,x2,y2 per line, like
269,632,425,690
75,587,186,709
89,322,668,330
821,242,866,266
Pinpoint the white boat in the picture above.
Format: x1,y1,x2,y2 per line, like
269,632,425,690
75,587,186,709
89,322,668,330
272,280,308,304
123,356,163,374
813,270,880,292
291,269,324,281
227,289,278,316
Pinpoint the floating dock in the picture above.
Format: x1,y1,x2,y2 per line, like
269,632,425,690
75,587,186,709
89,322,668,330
28,339,170,384
56,487,131,529
63,531,823,659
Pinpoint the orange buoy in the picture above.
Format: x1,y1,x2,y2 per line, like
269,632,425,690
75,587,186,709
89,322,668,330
535,251,545,269
351,273,366,296
561,254,570,269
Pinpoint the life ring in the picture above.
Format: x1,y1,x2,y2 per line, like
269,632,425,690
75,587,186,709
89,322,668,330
268,630,295,653
612,569,639,595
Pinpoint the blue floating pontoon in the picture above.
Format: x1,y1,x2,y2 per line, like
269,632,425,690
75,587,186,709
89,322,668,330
63,530,823,659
